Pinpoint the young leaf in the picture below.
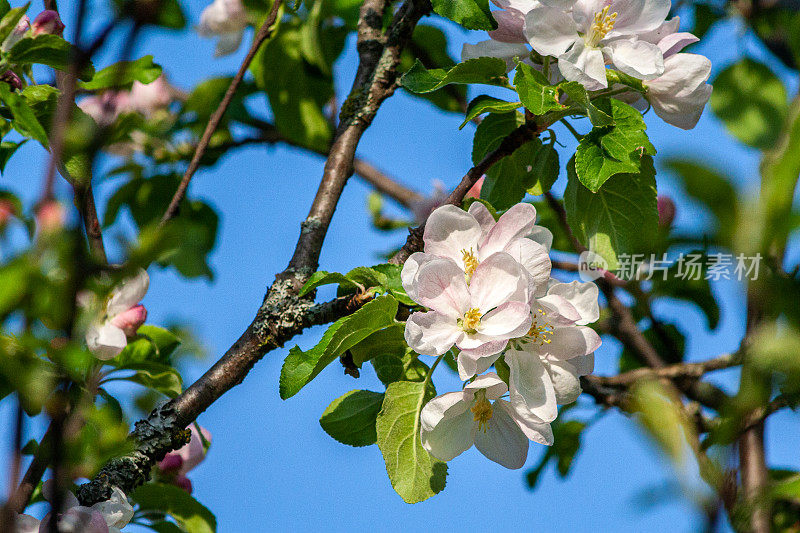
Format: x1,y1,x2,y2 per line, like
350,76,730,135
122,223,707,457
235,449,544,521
460,95,522,129
0,84,48,147
371,350,431,386
280,295,399,399
79,55,162,90
401,57,508,94
8,34,95,80
430,0,497,30
119,362,183,397
564,155,658,269
299,271,353,297
132,483,216,533
320,389,385,447
349,323,406,366
376,381,447,503
513,62,563,115
0,5,28,45
559,81,614,127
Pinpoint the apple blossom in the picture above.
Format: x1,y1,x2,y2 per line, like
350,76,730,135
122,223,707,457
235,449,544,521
197,0,249,57
410,180,448,225
524,0,671,89
466,177,485,200
1,70,22,91
32,10,65,36
85,269,149,359
657,194,676,228
2,15,30,51
645,53,712,129
31,482,133,533
403,253,532,372
36,200,65,233
420,373,553,468
157,424,212,493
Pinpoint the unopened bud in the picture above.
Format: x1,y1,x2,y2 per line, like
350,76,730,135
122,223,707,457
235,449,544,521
466,176,484,199
158,453,184,472
110,304,147,336
174,474,193,493
0,199,16,225
32,10,65,36
0,71,22,91
657,195,676,229
37,200,65,233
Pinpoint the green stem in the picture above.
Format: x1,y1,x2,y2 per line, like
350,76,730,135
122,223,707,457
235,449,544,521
423,353,445,388
591,87,634,99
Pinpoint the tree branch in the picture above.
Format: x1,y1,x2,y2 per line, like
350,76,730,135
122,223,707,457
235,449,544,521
595,353,740,387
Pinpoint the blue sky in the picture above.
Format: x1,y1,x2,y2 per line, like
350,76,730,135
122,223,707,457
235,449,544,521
1,1,799,531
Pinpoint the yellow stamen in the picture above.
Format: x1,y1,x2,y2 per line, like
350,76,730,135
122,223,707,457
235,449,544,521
471,390,493,432
461,308,482,334
526,308,553,346
461,248,479,282
589,6,617,45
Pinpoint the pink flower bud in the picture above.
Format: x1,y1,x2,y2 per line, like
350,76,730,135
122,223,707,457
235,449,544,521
36,200,65,233
158,452,184,472
466,177,484,200
174,474,193,493
32,10,65,37
110,304,147,336
1,71,22,91
174,425,211,475
129,75,174,117
0,199,16,225
657,195,676,228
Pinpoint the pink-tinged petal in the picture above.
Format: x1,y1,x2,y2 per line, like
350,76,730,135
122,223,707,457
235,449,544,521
461,40,530,72
537,294,582,325
174,474,193,493
42,479,80,508
507,347,558,422
647,53,712,130
109,304,147,337
524,7,579,57
540,325,602,359
474,400,529,469
658,32,698,57
492,0,541,13
405,311,461,356
546,280,600,325
42,507,109,533
420,392,476,461
86,321,128,360
175,425,211,475
638,17,680,44
14,514,39,533
469,252,529,312
607,0,670,34
214,31,244,57
558,40,608,90
457,342,506,379
414,258,471,317
467,201,496,237
501,399,554,445
604,39,664,80
91,486,133,529
544,358,582,404
538,0,578,8
465,372,508,400
527,225,553,251
107,269,149,316
400,252,436,300
480,301,532,337
502,238,551,290
571,353,595,375
423,205,482,265
479,203,537,258
158,453,183,472
488,8,527,43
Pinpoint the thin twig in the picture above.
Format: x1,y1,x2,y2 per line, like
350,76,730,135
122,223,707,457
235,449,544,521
596,353,740,387
160,0,283,225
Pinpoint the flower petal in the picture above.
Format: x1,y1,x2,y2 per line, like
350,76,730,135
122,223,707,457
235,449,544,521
607,0,671,34
546,280,600,325
647,53,712,130
414,258,471,317
657,32,699,58
457,342,506,379
527,225,553,251
571,353,595,375
524,6,579,57
537,294,582,325
467,201,496,237
488,8,527,43
558,40,608,90
423,205,482,266
214,31,244,57
544,358,582,404
14,514,39,533
86,321,128,360
91,486,134,528
500,398,554,445
502,238,551,291
465,372,508,400
479,203,537,258
480,301,533,337
605,39,664,80
106,269,149,317
474,400,529,469
540,325,602,359
420,392,476,461
405,311,461,356
507,347,558,422
469,252,529,312
400,252,436,300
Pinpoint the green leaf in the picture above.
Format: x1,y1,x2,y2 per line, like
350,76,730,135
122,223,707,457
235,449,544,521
113,325,181,366
349,323,406,366
132,483,216,533
8,34,94,80
710,59,788,150
0,84,48,147
514,62,563,115
575,99,655,192
320,389,385,447
299,271,353,297
460,95,521,129
120,362,183,397
0,2,12,20
115,0,187,28
401,57,508,94
376,381,447,503
372,350,431,386
559,81,614,126
430,0,497,30
564,155,658,269
250,21,334,152
280,295,399,399
79,55,162,90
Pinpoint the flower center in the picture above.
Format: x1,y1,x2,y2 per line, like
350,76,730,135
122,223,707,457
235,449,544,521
526,308,553,345
461,248,479,282
588,6,617,46
471,390,493,432
459,308,482,334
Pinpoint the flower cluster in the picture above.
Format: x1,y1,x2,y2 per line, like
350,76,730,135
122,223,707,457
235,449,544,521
14,481,133,533
462,0,712,129
1,10,65,91
79,75,177,127
156,424,212,493
402,203,601,468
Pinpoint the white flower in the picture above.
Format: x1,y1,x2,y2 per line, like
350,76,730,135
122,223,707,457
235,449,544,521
33,481,134,533
403,254,532,375
524,0,670,89
506,279,600,419
85,269,149,360
197,0,249,57
420,373,553,469
645,53,712,129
